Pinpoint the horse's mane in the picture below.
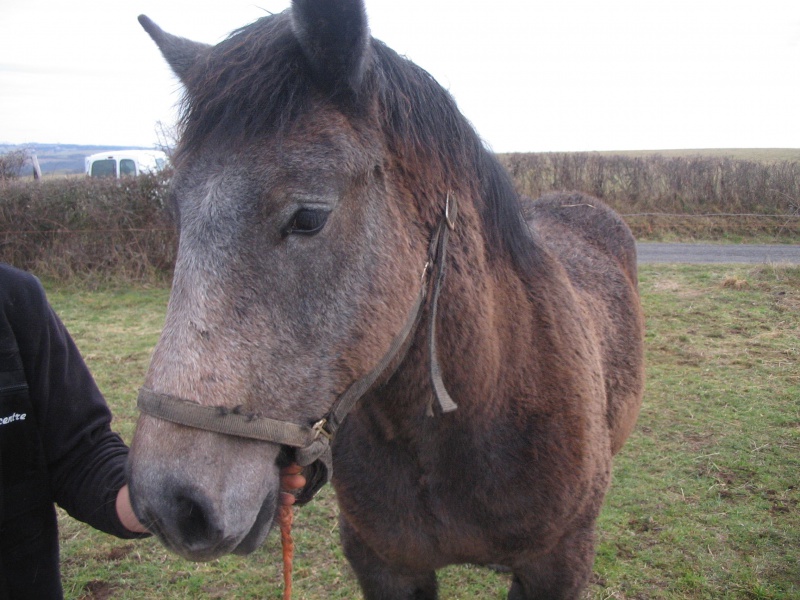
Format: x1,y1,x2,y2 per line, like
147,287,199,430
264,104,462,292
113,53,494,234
177,11,537,274
370,42,537,274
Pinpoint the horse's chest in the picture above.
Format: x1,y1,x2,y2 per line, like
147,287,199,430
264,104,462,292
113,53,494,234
335,466,473,567
332,419,510,566
333,403,606,567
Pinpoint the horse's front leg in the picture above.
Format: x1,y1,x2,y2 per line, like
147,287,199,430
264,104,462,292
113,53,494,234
507,521,596,600
339,515,438,600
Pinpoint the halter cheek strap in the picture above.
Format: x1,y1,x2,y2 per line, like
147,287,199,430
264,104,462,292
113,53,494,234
137,194,459,504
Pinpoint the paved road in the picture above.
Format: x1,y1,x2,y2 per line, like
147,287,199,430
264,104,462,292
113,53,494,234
636,243,800,264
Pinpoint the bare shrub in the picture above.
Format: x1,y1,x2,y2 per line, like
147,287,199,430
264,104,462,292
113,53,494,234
499,152,800,239
2,152,798,283
155,120,179,158
0,149,29,181
0,174,176,283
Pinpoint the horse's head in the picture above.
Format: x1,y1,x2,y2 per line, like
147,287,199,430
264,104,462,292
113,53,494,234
129,0,534,562
128,1,436,561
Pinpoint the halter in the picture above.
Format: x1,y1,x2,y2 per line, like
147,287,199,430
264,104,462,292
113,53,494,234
137,193,459,503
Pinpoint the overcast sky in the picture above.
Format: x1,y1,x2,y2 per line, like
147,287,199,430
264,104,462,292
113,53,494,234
1,0,799,152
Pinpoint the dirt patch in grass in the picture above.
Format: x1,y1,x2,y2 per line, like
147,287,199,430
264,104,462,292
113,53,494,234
104,544,135,562
77,580,117,600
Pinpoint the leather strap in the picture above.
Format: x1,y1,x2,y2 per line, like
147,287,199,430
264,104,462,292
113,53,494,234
137,388,319,446
427,192,459,416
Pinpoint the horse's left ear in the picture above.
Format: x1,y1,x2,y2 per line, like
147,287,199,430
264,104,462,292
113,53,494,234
291,0,371,95
138,15,210,86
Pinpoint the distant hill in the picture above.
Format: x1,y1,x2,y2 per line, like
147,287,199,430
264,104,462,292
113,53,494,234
0,143,159,175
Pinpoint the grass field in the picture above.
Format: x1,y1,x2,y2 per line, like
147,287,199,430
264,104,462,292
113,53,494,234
47,262,799,599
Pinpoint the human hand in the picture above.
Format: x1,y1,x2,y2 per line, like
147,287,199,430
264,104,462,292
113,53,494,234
280,464,306,506
116,484,149,534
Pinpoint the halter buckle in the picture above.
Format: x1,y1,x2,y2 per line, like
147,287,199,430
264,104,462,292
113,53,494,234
421,260,432,284
311,418,333,441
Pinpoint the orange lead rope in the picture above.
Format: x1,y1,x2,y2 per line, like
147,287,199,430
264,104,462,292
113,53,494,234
279,504,294,600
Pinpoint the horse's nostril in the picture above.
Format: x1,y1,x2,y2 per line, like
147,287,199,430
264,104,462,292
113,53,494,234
173,489,221,546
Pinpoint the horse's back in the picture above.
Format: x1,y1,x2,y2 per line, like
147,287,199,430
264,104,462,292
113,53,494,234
525,191,638,284
525,191,644,454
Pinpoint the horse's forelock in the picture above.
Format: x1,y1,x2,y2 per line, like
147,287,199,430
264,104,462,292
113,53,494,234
175,12,312,160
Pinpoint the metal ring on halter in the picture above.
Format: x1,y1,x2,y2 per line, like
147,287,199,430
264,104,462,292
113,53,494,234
445,191,457,230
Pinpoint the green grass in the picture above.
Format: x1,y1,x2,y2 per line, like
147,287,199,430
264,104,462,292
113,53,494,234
47,264,800,599
594,264,800,599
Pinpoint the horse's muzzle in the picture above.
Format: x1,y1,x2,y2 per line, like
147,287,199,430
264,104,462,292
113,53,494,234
132,477,279,561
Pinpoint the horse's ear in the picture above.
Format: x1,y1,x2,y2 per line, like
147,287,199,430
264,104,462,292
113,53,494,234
138,15,210,85
290,0,371,95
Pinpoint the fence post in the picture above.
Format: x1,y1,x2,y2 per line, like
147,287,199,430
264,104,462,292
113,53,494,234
31,151,42,180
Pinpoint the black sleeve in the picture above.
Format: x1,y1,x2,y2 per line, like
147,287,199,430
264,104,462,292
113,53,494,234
3,265,146,539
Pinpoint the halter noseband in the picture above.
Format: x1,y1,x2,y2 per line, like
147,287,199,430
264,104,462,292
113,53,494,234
137,194,459,503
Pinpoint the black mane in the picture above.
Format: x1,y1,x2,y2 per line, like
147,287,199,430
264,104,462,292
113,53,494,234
371,41,538,274
177,10,537,274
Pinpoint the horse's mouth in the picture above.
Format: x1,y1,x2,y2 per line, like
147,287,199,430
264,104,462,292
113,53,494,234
231,491,281,556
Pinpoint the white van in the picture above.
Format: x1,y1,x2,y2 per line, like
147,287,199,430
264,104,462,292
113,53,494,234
85,149,168,178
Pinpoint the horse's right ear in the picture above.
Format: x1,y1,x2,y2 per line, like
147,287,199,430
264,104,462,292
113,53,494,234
290,0,371,96
138,15,210,85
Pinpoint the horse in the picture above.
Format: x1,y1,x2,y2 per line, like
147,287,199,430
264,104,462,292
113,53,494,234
127,1,645,598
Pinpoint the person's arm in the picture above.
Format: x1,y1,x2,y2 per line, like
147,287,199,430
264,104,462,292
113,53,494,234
5,266,303,538
8,271,146,538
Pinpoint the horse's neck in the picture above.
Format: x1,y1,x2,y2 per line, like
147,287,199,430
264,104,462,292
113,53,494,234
377,236,535,426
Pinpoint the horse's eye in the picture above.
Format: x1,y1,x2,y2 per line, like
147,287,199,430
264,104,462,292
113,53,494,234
283,208,330,237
